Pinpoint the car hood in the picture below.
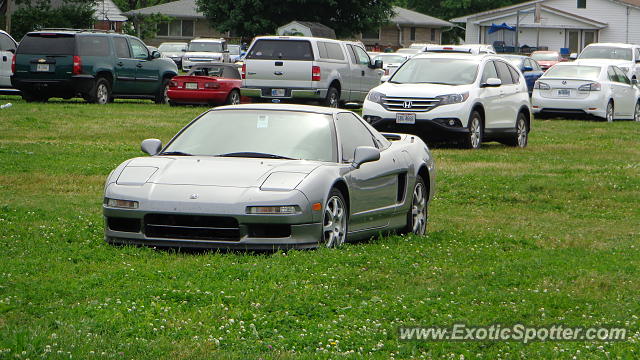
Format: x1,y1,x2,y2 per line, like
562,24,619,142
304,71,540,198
116,156,321,188
163,51,184,58
375,82,473,97
185,52,223,58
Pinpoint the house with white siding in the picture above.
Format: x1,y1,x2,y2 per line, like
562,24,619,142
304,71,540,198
451,0,640,54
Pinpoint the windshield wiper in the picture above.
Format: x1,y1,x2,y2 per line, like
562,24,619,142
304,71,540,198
218,152,296,160
159,151,193,156
416,81,454,85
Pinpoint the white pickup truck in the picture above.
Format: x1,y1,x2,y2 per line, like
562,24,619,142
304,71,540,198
240,36,383,107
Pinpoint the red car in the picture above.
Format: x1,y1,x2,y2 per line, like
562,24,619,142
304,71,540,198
530,51,566,71
168,63,242,106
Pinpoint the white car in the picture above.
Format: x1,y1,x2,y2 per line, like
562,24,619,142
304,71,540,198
424,44,496,55
395,48,422,57
158,42,188,68
182,38,230,71
0,30,18,90
372,53,411,77
574,43,640,81
532,60,640,122
362,53,532,149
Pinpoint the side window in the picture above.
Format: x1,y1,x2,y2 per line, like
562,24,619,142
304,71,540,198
77,36,111,57
317,42,328,59
613,66,631,84
223,66,241,79
324,42,345,60
346,44,358,64
524,59,533,69
507,64,520,83
607,67,619,82
335,113,377,162
635,48,640,62
114,37,130,58
494,61,515,85
352,45,371,66
129,38,149,60
481,61,498,83
0,34,16,51
532,60,541,71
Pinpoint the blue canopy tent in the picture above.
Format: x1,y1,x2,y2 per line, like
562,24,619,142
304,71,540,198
487,23,517,52
488,23,516,34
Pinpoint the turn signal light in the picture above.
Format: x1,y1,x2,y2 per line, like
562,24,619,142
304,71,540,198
72,56,82,75
241,63,246,79
169,80,178,88
105,198,139,209
246,206,298,215
204,82,220,89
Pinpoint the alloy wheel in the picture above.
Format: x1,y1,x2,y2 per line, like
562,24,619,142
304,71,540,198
516,118,528,147
410,181,427,235
328,92,338,108
470,117,481,148
635,102,640,122
606,102,614,122
231,91,240,105
97,83,108,104
163,84,170,104
323,195,346,247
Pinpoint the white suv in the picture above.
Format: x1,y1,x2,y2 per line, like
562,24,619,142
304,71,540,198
362,53,532,149
182,38,230,71
575,43,640,81
241,36,383,107
0,30,18,90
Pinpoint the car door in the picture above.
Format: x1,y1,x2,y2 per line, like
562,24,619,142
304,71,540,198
612,66,634,117
336,112,399,232
351,45,382,100
0,32,17,87
112,37,138,94
493,60,520,128
129,37,160,94
478,60,502,129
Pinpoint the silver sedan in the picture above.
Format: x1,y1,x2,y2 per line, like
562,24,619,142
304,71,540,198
103,104,436,250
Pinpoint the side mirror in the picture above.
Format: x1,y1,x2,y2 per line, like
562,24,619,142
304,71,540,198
352,146,380,168
569,53,578,60
632,78,638,86
370,59,383,69
151,50,161,59
635,59,640,64
8,48,16,54
141,138,162,155
481,77,502,87
522,66,533,72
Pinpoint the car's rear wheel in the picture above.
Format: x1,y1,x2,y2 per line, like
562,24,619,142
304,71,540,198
606,100,614,122
322,189,347,248
505,112,528,147
402,176,427,236
225,89,240,105
87,77,110,105
463,110,483,149
323,87,339,108
155,77,170,104
634,101,640,122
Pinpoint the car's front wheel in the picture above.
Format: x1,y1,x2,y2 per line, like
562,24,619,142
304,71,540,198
87,77,110,105
402,176,428,236
606,100,614,122
322,189,347,248
463,110,483,149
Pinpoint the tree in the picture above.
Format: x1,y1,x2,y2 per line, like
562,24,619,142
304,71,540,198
196,0,396,39
10,0,96,39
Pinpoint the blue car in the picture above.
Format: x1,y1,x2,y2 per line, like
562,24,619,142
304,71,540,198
501,55,544,94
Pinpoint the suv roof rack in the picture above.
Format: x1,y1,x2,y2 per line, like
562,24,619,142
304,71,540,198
37,28,115,33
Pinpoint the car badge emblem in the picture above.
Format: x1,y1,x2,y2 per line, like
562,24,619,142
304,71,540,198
562,80,567,85
189,194,199,199
403,101,412,109
38,58,46,63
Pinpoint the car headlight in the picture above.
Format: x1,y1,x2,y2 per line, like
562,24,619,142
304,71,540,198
105,198,139,209
366,91,385,104
246,206,300,215
436,92,469,105
260,172,307,191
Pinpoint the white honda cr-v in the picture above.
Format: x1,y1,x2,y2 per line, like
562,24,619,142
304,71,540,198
362,53,532,149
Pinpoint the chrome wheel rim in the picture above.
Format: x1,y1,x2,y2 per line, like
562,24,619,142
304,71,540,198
328,92,338,108
163,84,169,104
517,118,527,147
231,91,240,105
323,196,346,247
411,182,427,235
606,102,614,122
470,117,481,148
635,103,640,122
97,83,108,104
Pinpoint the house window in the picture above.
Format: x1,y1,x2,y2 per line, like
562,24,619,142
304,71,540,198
157,20,195,37
410,27,416,41
431,28,436,41
577,0,586,8
362,28,380,40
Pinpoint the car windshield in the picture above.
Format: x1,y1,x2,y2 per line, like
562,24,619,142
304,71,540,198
159,44,186,52
544,65,601,79
187,66,226,77
373,55,406,63
228,45,240,55
188,42,223,52
579,47,632,61
163,110,335,162
531,52,559,61
396,49,419,54
390,58,479,85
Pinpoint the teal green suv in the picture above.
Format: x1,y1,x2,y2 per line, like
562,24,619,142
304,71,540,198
11,29,178,104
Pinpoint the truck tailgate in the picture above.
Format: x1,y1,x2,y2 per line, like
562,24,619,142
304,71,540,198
243,39,314,90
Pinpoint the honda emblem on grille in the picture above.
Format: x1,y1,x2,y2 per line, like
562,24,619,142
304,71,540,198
189,194,199,199
403,101,412,109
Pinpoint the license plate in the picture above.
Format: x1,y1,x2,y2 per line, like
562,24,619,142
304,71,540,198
396,113,416,124
185,82,198,89
271,88,285,97
557,89,570,97
36,64,49,72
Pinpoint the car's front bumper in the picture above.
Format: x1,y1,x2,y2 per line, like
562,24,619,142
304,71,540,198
531,91,607,119
240,87,327,100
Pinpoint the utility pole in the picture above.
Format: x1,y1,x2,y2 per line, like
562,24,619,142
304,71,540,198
5,0,14,33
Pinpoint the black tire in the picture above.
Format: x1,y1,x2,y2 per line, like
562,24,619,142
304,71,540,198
168,100,178,107
463,110,483,149
505,112,529,147
606,100,614,122
154,77,171,104
323,86,339,108
87,77,110,105
401,176,428,236
225,89,240,105
321,188,348,248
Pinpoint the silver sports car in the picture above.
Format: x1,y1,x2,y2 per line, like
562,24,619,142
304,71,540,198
103,104,436,249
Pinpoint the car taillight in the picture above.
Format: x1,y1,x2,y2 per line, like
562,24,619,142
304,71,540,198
11,55,16,73
578,82,601,91
384,69,389,75
534,81,550,90
204,82,219,89
72,56,82,75
312,66,321,81
241,64,246,79
169,80,178,88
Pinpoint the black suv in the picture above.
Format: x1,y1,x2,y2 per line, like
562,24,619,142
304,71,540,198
11,29,179,104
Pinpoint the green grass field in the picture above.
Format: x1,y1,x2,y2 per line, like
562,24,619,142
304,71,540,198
0,95,639,359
